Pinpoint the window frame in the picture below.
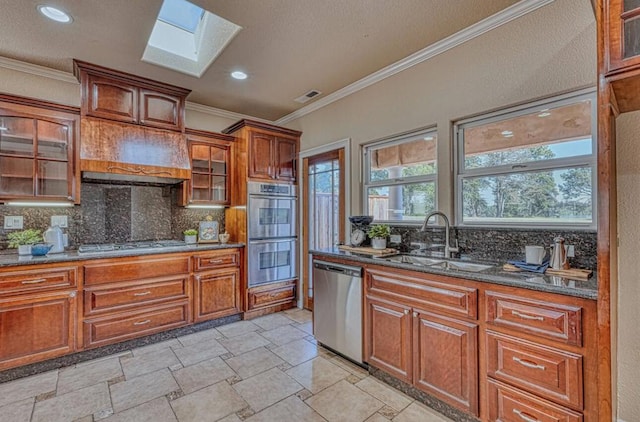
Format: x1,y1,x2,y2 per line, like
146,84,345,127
454,88,597,229
362,126,438,225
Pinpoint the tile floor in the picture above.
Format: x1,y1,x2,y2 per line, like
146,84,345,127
0,309,453,422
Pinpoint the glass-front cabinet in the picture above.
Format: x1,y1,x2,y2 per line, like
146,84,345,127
607,0,640,73
0,99,79,203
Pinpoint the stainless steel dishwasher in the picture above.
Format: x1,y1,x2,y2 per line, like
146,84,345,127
312,259,363,364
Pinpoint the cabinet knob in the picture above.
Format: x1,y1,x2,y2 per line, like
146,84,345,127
69,291,77,298
403,309,409,315
413,312,418,318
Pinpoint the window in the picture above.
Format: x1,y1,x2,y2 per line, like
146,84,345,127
363,128,437,223
455,90,596,228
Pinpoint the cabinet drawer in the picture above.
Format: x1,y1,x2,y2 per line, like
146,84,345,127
84,256,190,286
194,250,239,271
247,283,295,310
84,276,189,316
83,301,189,348
487,379,582,422
0,267,77,296
366,268,477,319
486,292,582,346
487,331,583,410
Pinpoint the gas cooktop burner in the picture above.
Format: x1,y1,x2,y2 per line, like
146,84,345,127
78,240,186,254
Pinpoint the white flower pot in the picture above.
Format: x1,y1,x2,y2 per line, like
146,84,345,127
184,235,197,244
18,245,32,256
371,238,387,250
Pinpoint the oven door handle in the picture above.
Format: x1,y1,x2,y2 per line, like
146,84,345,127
249,238,297,244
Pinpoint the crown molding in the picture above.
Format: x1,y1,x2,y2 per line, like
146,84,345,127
185,101,271,123
275,0,555,125
0,56,78,84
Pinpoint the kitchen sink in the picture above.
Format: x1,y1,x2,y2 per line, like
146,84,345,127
385,254,494,273
386,255,445,266
429,261,494,273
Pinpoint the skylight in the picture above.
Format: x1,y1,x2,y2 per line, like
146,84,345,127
142,0,242,77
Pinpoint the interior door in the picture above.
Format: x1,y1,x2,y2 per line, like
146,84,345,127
302,149,345,310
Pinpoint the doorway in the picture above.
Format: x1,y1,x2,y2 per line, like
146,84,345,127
301,148,345,310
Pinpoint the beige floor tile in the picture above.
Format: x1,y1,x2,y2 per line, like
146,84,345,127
102,397,177,422
251,313,295,331
355,377,413,412
271,338,318,366
245,395,324,422
0,397,34,422
259,324,308,346
121,347,179,379
232,367,302,412
225,347,284,379
297,321,313,334
172,356,235,394
306,379,384,422
218,331,271,356
0,370,58,407
57,356,123,395
110,368,179,413
177,328,222,347
217,414,242,422
172,337,228,367
330,355,369,379
132,339,182,356
284,309,313,324
286,356,350,394
32,382,111,422
366,414,390,422
171,381,247,422
393,402,453,422
216,320,260,338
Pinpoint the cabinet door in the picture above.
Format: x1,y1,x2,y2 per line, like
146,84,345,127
188,140,231,205
275,137,297,182
413,309,478,416
84,74,138,123
249,132,275,180
193,268,241,322
0,290,77,370
139,89,183,131
364,295,413,383
607,1,640,73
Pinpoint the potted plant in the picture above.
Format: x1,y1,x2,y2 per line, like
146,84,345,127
7,229,43,255
183,229,198,244
367,224,391,250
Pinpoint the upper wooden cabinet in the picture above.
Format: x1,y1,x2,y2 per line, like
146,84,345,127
605,0,640,74
178,129,234,206
0,94,80,204
74,60,190,132
223,119,301,185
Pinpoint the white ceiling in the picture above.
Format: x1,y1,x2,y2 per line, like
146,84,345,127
0,0,521,121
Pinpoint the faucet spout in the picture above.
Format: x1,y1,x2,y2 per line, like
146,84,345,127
420,211,459,258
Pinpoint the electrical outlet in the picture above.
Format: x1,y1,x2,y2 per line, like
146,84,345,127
51,215,68,228
566,244,575,258
390,234,401,244
3,216,24,229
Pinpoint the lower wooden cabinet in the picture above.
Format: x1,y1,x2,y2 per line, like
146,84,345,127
193,268,241,322
0,289,77,370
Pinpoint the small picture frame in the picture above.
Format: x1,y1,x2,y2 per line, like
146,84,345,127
198,220,219,243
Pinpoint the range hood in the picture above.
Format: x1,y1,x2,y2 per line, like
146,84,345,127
80,117,191,184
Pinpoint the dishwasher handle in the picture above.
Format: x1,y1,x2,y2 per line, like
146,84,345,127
313,260,362,278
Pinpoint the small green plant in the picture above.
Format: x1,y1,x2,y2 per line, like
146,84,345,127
183,229,198,236
367,224,391,239
7,229,43,248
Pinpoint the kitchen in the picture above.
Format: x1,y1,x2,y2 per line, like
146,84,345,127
0,0,636,421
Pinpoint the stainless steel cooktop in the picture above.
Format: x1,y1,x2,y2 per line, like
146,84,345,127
77,240,186,254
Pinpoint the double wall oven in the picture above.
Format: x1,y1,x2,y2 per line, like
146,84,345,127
247,182,297,287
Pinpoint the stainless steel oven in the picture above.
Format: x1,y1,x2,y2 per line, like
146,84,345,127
248,238,297,287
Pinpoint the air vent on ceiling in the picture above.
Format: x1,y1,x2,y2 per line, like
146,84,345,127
294,90,322,104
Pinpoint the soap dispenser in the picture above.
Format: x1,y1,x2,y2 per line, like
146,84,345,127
44,225,64,254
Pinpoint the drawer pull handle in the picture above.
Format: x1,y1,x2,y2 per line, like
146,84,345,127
513,409,539,422
133,319,151,326
511,310,544,321
513,356,546,370
206,259,224,264
133,291,151,296
21,278,47,285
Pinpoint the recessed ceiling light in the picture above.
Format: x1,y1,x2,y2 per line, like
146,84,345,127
231,71,247,80
37,5,73,23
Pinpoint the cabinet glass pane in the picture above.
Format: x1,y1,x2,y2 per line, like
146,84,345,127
211,176,227,201
38,160,68,197
624,0,640,11
0,117,34,156
0,156,33,195
211,160,226,174
210,147,226,162
37,121,69,160
192,173,210,201
192,145,210,172
625,16,640,59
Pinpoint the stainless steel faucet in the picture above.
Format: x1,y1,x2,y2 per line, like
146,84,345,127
420,211,459,258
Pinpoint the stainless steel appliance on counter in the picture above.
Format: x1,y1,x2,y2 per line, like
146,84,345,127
312,259,363,364
247,181,298,287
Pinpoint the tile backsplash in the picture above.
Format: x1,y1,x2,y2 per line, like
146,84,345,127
0,183,225,250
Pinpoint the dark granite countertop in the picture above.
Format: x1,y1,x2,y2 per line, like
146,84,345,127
0,243,245,268
311,248,597,300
